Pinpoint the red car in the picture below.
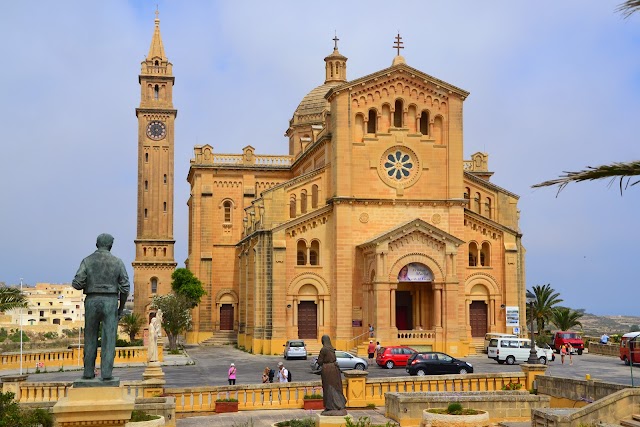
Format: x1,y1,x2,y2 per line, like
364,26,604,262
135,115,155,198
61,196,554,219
376,346,417,369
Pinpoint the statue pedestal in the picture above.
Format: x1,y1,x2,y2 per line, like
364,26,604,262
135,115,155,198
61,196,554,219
314,414,352,427
143,361,166,381
53,385,134,427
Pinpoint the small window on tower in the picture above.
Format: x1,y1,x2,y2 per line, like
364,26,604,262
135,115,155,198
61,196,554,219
163,174,167,184
163,202,167,212
145,153,149,163
154,84,159,100
144,209,148,218
223,201,232,223
151,278,158,294
144,180,148,191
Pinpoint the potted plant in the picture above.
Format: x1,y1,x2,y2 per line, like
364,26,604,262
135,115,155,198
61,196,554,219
422,403,490,427
501,382,524,391
215,397,239,413
125,410,164,427
302,393,324,410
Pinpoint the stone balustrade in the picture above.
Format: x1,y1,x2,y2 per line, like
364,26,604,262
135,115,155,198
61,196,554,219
0,345,163,372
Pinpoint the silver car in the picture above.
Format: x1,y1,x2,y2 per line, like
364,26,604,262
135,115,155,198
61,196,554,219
310,351,368,372
283,340,307,360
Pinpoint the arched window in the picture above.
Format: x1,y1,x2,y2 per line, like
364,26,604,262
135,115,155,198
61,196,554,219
289,195,296,218
481,242,491,267
163,174,167,184
145,153,149,162
367,109,377,134
419,110,430,135
485,197,492,219
154,84,159,100
311,185,319,208
144,208,148,218
464,187,470,201
297,240,307,265
310,240,320,265
468,242,478,267
143,248,147,256
393,99,403,127
474,192,481,214
301,190,307,214
144,180,148,191
407,105,417,132
163,248,166,256
223,200,232,223
163,202,167,212
151,277,158,294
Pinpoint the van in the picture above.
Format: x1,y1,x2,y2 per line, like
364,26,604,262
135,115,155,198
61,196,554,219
487,337,554,365
552,331,584,355
620,332,640,365
483,333,517,353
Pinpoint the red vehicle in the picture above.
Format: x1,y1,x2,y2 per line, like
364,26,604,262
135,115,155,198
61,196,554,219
375,346,416,369
552,331,584,355
620,332,640,365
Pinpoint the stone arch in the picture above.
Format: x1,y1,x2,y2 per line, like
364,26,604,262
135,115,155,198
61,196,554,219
288,273,330,296
388,253,444,282
215,288,239,304
464,273,500,297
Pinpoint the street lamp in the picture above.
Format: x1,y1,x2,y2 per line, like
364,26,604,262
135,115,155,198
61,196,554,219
19,278,23,375
526,290,539,364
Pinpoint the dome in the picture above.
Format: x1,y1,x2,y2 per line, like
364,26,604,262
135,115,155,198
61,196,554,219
293,81,342,122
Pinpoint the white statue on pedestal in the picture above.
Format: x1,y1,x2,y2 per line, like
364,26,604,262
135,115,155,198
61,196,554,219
148,310,162,363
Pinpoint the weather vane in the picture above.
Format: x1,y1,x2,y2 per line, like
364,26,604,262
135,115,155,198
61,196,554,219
393,32,404,56
155,5,159,19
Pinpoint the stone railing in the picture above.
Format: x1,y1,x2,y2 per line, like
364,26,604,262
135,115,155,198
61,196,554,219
0,345,163,372
166,371,529,413
191,145,293,168
588,342,620,357
395,330,436,347
2,368,543,414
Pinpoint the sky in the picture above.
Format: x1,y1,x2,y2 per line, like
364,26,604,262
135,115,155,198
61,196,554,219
1,1,639,316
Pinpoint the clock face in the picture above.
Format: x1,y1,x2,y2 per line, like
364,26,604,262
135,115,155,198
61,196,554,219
146,121,166,140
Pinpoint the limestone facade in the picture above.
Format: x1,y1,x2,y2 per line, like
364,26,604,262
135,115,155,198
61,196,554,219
181,36,527,356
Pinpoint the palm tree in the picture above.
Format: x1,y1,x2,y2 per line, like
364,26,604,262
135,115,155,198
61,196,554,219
0,286,28,312
528,284,563,334
119,313,145,343
533,2,640,193
551,307,583,331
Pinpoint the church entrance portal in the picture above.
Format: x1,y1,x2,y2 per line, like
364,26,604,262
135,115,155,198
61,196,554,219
220,304,234,331
396,291,413,330
469,301,488,337
298,301,318,339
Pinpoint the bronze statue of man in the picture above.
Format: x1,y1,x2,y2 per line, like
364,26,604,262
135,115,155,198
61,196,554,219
72,233,129,381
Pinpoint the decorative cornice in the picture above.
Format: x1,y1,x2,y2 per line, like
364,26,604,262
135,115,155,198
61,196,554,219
464,210,519,237
464,171,519,200
135,108,178,117
329,197,467,208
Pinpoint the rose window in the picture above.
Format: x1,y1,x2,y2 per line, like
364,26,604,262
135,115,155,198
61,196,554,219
384,150,413,180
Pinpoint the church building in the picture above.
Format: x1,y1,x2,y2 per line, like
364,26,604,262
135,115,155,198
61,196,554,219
135,15,527,356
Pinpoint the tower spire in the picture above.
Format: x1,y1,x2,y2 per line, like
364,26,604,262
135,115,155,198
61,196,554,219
324,34,348,84
147,9,166,61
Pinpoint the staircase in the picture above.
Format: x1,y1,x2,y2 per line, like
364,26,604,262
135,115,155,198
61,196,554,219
304,340,322,357
471,337,485,355
621,414,640,427
201,331,237,347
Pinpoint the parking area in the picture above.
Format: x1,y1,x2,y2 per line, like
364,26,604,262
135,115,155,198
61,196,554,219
14,345,640,387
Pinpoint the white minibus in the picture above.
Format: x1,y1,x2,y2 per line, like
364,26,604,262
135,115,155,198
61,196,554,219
487,337,554,365
483,333,517,353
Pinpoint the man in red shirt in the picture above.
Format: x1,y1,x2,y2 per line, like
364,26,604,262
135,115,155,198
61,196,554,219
367,340,376,364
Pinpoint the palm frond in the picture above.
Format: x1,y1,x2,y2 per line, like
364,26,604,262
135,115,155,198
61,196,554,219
617,0,640,18
532,161,640,195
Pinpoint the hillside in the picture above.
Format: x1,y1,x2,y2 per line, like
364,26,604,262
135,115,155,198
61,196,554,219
578,312,640,336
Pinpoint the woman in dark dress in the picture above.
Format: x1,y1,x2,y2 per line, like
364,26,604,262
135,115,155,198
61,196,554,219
317,335,347,416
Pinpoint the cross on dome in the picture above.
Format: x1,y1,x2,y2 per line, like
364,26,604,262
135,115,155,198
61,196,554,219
393,33,404,56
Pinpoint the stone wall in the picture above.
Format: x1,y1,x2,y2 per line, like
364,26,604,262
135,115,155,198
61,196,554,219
588,342,620,357
536,376,627,404
385,391,550,426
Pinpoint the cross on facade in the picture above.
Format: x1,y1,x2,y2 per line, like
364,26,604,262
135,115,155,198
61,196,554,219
393,33,404,56
333,34,339,50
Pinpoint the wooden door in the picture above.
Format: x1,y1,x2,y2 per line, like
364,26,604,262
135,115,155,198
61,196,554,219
220,304,234,331
469,301,488,337
298,301,317,339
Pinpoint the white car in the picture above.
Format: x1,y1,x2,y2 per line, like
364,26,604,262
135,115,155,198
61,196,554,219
487,337,555,365
283,340,307,360
310,351,368,372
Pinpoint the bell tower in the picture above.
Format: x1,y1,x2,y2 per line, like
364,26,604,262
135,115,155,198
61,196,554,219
133,11,177,319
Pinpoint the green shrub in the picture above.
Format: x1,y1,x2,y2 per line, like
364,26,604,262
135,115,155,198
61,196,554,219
345,417,399,427
501,382,523,390
42,332,58,340
446,403,463,414
130,410,160,422
0,391,53,427
215,398,238,402
303,393,323,399
274,418,315,427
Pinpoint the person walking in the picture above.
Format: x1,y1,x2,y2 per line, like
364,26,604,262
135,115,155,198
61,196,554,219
375,341,381,356
568,343,574,366
560,344,567,364
367,340,376,365
277,362,289,383
369,324,374,338
228,363,237,385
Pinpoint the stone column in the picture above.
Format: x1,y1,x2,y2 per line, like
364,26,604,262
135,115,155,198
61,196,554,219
390,286,397,329
434,285,442,328
343,369,369,408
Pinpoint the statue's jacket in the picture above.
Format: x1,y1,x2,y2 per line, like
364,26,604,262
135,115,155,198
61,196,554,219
72,249,130,295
